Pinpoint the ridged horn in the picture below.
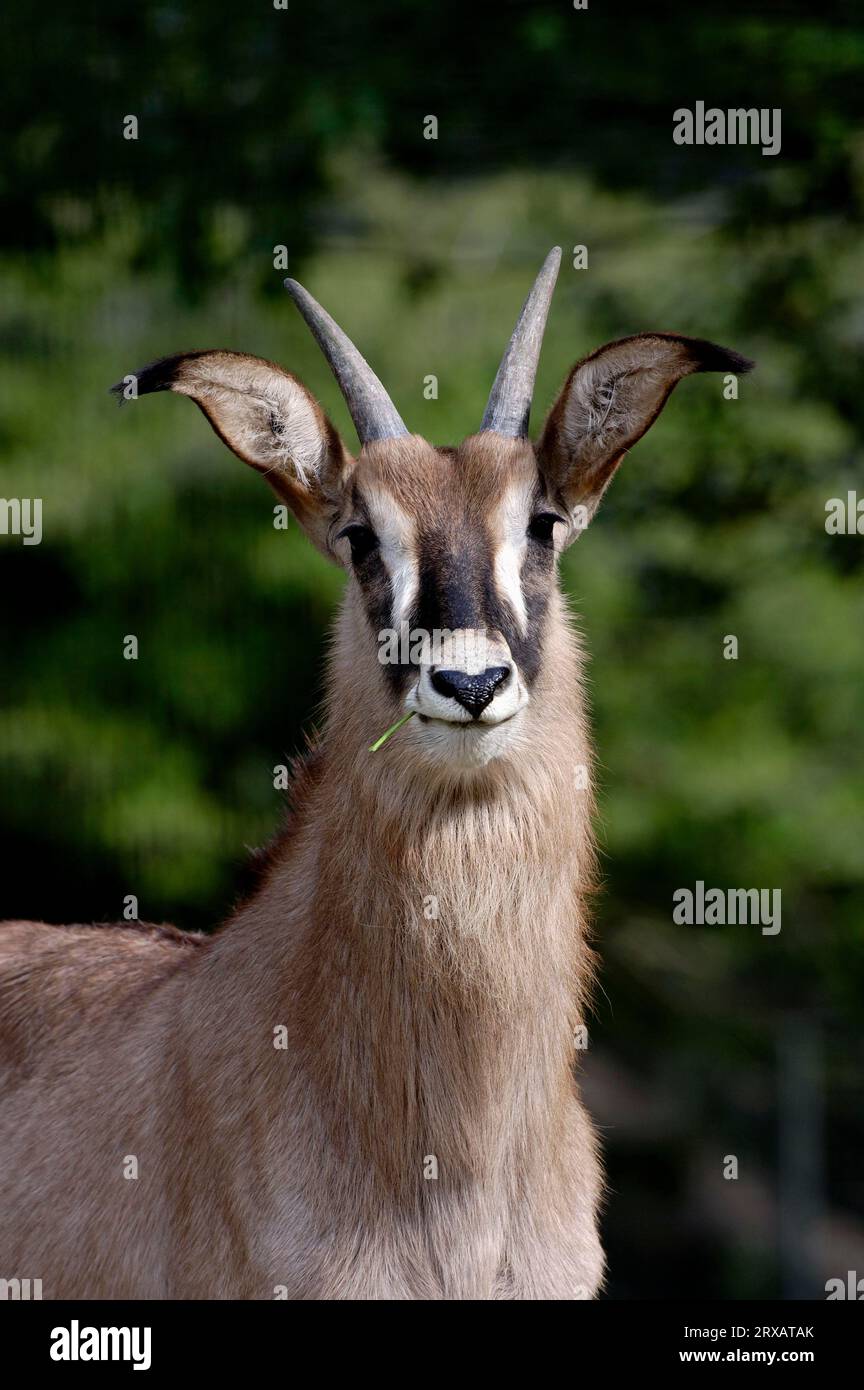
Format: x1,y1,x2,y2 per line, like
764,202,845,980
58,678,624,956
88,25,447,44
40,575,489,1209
480,247,562,437
284,278,408,444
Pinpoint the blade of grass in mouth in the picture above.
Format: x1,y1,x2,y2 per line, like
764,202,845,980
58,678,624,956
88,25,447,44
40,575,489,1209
368,711,415,752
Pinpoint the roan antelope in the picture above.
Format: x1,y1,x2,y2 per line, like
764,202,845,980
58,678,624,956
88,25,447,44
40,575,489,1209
0,249,752,1299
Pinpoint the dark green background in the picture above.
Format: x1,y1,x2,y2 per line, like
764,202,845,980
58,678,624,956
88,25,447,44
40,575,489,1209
1,0,862,1298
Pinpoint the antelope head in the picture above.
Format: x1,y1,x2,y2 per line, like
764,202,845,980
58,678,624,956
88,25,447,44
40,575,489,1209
113,249,752,771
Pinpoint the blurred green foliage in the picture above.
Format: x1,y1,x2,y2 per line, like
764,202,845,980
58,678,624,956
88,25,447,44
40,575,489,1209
1,0,862,1299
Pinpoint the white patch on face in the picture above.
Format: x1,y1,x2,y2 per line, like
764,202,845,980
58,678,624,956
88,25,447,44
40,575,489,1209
405,627,528,751
358,484,419,626
344,480,532,766
489,479,534,635
409,709,530,769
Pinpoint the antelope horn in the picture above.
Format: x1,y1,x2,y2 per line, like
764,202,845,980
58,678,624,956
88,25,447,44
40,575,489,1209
284,278,408,444
480,246,562,438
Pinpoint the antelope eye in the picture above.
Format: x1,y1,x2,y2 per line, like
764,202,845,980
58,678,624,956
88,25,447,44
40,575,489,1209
337,522,379,564
527,512,562,545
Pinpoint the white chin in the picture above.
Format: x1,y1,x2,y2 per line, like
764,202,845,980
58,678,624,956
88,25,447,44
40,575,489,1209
414,713,521,768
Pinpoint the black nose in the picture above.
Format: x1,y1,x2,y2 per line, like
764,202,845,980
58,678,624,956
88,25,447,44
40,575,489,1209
430,666,511,718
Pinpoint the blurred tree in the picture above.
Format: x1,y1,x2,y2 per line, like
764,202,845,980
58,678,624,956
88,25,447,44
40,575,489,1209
2,2,862,290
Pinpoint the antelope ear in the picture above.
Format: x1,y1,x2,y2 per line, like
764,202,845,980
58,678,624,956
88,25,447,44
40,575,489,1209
111,350,354,560
537,333,753,542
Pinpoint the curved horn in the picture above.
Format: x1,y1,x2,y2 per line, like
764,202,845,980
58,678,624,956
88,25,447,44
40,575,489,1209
480,247,562,437
284,278,408,444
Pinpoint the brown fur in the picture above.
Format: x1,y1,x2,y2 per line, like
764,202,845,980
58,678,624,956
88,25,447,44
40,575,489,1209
2,327,750,1299
0,442,603,1301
